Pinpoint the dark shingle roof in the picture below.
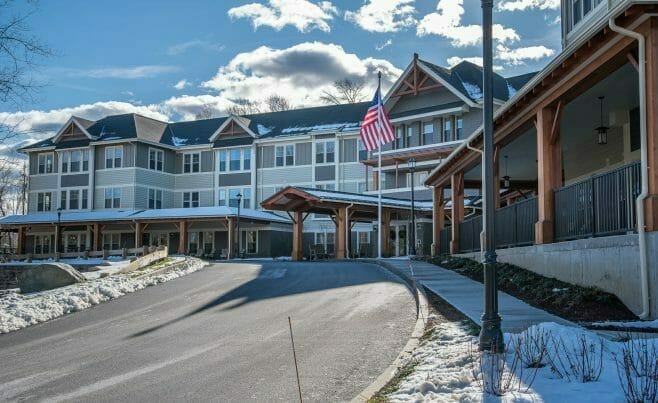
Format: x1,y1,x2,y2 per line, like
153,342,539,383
166,117,229,146
420,59,537,103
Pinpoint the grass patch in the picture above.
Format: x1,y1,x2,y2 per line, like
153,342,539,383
423,255,636,322
367,359,421,403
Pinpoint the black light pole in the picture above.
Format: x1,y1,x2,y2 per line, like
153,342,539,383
56,207,62,260
408,157,417,256
236,193,242,258
479,0,504,351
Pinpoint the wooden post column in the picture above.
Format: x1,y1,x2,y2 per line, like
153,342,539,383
381,209,391,257
450,171,464,254
92,223,101,251
431,186,445,256
292,211,304,261
227,218,235,259
535,104,563,244
644,17,658,231
335,207,347,259
135,222,143,248
373,170,379,191
179,221,187,255
16,226,26,254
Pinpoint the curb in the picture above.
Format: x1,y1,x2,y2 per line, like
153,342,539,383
350,260,430,403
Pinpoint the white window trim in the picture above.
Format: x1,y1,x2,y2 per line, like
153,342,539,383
183,151,201,173
59,187,89,211
315,139,336,165
36,191,54,212
105,145,124,169
36,152,55,175
148,147,165,172
147,188,163,209
218,186,251,208
219,146,251,173
103,187,122,209
182,191,200,208
274,144,295,167
242,229,258,254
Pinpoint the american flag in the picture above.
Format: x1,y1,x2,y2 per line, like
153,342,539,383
359,84,395,151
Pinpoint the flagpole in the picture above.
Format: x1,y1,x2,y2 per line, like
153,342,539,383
377,71,383,259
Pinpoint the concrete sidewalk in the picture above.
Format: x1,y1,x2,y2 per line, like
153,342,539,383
379,258,576,334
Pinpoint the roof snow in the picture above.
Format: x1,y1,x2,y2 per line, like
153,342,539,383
460,81,483,100
257,124,272,136
171,136,188,147
280,122,359,134
507,82,517,99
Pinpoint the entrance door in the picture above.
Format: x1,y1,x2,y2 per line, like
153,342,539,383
397,225,407,256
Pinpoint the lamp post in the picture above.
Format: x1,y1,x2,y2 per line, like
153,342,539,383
479,0,504,352
408,157,417,256
236,193,242,258
56,207,62,260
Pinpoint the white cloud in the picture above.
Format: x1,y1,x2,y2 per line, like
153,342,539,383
345,0,416,33
228,0,338,33
166,40,225,56
160,95,231,121
496,44,555,64
200,41,402,107
173,79,191,90
498,0,559,11
417,0,518,47
0,101,169,147
59,65,179,79
375,39,393,51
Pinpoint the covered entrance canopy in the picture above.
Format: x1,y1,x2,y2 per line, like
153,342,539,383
261,186,434,260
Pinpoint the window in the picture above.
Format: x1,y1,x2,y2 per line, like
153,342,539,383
218,189,227,206
569,0,602,30
183,191,199,208
358,232,370,247
229,149,241,171
316,140,335,164
149,149,164,171
148,189,162,209
37,153,54,174
443,117,452,141
37,192,52,211
243,148,251,170
395,126,403,149
245,230,257,254
242,188,251,208
69,190,79,210
82,150,89,171
219,188,250,208
60,191,67,210
406,126,413,147
358,140,368,161
188,232,199,254
34,234,51,254
61,151,69,173
219,150,227,172
228,189,241,208
275,145,284,167
103,233,120,250
456,117,463,139
285,144,294,166
82,189,88,209
105,146,123,169
423,123,434,145
70,150,81,172
183,153,200,173
104,188,121,208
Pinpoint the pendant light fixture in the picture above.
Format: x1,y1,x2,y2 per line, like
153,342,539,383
595,96,609,145
503,155,511,189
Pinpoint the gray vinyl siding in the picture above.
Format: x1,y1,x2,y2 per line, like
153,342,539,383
340,163,364,181
163,190,174,208
134,186,147,209
201,151,214,172
218,172,251,187
123,143,135,168
135,168,175,189
60,174,89,187
407,122,421,148
341,181,359,193
134,143,176,174
389,87,462,115
462,110,482,140
315,133,335,140
28,193,37,212
340,139,357,163
96,169,135,187
261,146,274,168
174,172,213,190
29,174,58,191
29,152,59,175
175,154,183,173
295,143,312,165
174,190,213,208
261,166,312,185
95,144,133,169
315,165,335,181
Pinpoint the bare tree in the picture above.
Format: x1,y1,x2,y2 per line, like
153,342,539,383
194,103,216,120
226,98,261,115
0,157,22,216
320,78,366,105
265,95,291,112
0,1,53,106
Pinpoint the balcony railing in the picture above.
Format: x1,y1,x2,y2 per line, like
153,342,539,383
494,196,537,248
459,215,482,253
440,226,451,255
554,161,641,241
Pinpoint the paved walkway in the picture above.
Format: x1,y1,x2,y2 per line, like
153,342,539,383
380,258,576,334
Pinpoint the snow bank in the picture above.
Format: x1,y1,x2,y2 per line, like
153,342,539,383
387,321,656,402
0,257,207,334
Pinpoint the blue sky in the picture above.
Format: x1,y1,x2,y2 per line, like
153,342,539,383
0,0,561,143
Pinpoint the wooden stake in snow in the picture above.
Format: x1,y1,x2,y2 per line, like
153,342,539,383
288,316,303,403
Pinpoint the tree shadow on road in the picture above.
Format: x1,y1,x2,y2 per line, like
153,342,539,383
128,260,407,338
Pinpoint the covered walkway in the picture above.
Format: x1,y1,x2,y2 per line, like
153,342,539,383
261,187,434,260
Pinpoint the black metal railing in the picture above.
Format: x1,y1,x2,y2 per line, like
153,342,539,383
554,161,641,241
459,215,482,253
440,226,451,255
494,196,538,248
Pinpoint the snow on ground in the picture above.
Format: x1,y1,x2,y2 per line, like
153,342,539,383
387,321,655,402
0,257,207,334
591,319,658,329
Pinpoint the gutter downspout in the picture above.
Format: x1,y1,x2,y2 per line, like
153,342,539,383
609,18,650,319
345,203,354,258
466,141,487,253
